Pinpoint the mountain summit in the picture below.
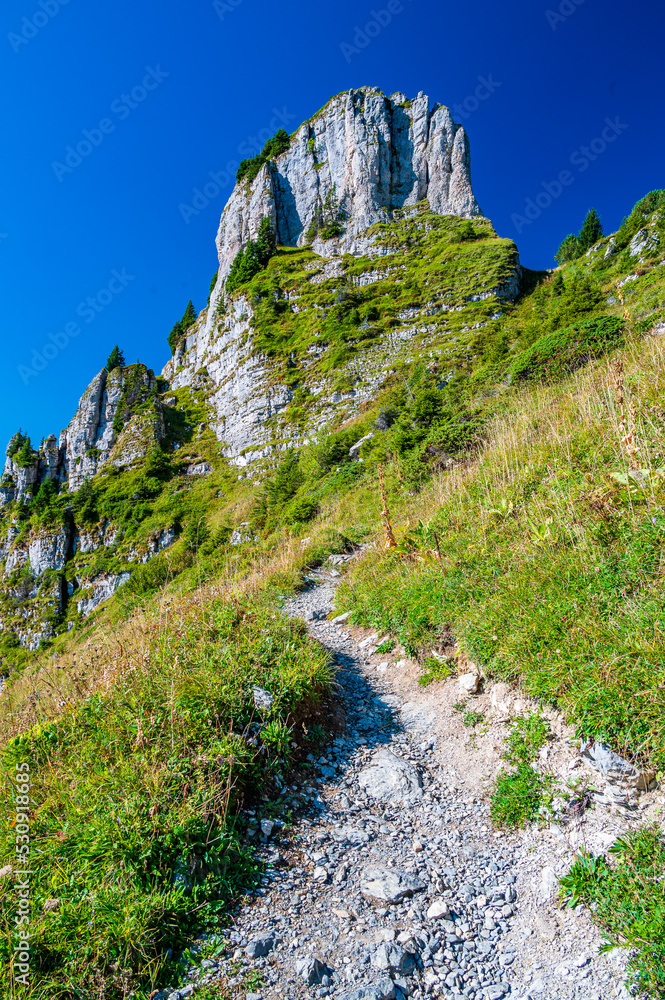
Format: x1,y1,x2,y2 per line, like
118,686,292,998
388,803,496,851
212,87,480,290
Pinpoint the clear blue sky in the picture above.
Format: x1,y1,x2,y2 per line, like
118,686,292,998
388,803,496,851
1,0,663,450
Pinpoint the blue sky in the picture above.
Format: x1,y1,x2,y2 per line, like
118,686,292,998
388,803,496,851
1,0,663,450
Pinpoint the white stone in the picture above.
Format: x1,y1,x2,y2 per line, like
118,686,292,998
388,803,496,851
458,672,479,694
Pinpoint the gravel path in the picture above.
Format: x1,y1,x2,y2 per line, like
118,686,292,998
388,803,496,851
162,572,633,1000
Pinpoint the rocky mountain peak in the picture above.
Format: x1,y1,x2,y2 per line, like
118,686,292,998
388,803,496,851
211,87,480,296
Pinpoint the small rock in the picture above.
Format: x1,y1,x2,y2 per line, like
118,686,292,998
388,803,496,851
358,749,423,804
538,866,558,902
426,898,451,920
361,867,426,903
245,934,276,958
0,865,12,880
253,686,274,710
338,977,396,1000
331,611,352,624
296,955,331,985
260,818,275,839
372,942,416,974
458,673,479,694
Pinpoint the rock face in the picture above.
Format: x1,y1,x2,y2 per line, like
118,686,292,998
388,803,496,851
1,364,164,505
212,88,480,289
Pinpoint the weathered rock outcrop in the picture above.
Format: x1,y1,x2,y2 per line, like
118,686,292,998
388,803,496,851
61,364,163,490
210,88,480,296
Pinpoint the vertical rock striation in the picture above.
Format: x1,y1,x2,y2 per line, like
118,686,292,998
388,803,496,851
210,88,481,297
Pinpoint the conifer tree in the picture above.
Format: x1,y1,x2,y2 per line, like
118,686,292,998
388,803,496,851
105,345,125,372
554,234,580,265
181,300,196,329
577,209,604,253
256,217,276,267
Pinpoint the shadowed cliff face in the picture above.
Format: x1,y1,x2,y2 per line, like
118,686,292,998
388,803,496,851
210,88,480,296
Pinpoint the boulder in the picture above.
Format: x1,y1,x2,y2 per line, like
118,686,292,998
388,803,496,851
358,749,423,805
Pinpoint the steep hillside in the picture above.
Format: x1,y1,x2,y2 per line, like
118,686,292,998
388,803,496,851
0,87,664,999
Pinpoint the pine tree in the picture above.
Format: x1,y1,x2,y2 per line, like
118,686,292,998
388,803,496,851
181,300,196,330
256,217,276,267
577,209,604,253
105,345,125,372
555,234,580,265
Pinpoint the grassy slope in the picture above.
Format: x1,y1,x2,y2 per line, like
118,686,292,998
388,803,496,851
1,194,664,997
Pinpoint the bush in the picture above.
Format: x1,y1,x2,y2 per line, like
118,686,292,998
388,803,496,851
509,315,624,383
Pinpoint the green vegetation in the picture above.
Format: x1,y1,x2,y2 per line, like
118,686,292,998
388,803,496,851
490,714,553,827
168,300,197,355
1,188,664,996
105,345,126,372
226,217,277,295
418,656,453,686
0,593,331,997
503,713,550,765
555,207,604,264
6,431,27,459
490,763,552,829
560,827,665,997
236,128,291,185
306,184,345,241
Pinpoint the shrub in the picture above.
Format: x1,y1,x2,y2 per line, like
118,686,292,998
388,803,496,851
509,315,624,383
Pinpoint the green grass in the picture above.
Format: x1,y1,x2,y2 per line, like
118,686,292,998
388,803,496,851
490,764,553,829
417,656,453,686
0,594,331,998
560,827,665,998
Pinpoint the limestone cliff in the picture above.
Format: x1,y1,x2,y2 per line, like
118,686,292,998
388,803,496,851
210,88,480,297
